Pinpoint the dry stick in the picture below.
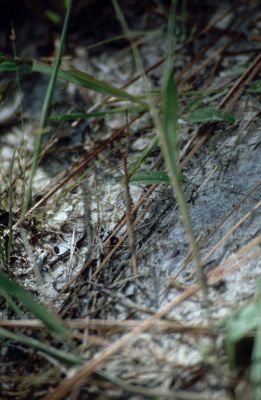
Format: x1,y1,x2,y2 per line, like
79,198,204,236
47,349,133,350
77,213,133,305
0,318,214,336
220,53,261,111
207,235,261,286
123,114,138,275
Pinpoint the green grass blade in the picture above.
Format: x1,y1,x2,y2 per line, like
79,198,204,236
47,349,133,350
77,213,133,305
0,60,22,72
32,61,144,104
0,290,23,317
7,149,16,263
0,327,83,366
0,57,145,105
49,105,147,122
130,170,187,185
130,170,170,185
128,135,159,176
0,273,69,338
22,0,73,215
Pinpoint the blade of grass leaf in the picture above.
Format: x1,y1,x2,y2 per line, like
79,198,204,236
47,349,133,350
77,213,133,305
130,170,170,185
0,273,69,338
0,289,23,317
160,1,208,305
130,170,187,185
22,0,73,215
128,135,159,176
0,327,83,366
0,57,145,105
112,0,206,301
49,105,147,122
7,148,16,263
32,62,144,105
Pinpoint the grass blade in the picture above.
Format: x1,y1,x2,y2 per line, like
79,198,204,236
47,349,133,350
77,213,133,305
129,170,170,185
0,273,69,338
0,327,83,366
49,105,147,121
22,0,73,215
7,148,16,263
32,62,144,104
128,135,159,176
0,57,145,105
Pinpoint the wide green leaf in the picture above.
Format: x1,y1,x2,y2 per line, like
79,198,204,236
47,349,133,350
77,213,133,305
188,107,236,124
130,170,170,185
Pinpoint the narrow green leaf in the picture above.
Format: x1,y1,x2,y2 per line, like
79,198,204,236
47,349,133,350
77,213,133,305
50,105,147,122
0,273,69,338
0,327,83,366
0,57,144,104
130,170,170,185
32,61,143,104
129,135,159,176
0,60,22,72
7,149,16,263
188,107,236,124
45,10,61,25
22,0,73,216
